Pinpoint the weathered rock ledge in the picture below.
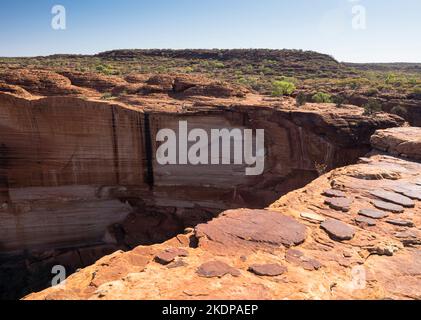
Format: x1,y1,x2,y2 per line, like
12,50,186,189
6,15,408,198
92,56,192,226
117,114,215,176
24,127,421,300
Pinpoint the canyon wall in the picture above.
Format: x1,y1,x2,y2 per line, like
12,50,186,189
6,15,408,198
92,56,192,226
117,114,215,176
25,127,421,301
0,88,405,299
0,92,404,255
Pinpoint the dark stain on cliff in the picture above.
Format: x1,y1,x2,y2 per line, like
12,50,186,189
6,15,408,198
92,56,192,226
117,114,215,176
110,107,120,184
143,113,155,189
0,143,10,203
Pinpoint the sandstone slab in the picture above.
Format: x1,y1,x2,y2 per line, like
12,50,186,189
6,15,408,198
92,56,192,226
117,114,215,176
324,197,353,212
390,185,421,201
285,249,304,264
321,219,355,241
355,216,377,227
197,261,240,278
358,208,389,219
386,219,415,228
195,209,307,251
300,212,325,224
323,189,347,198
248,264,287,277
284,249,322,271
370,190,415,208
372,200,405,213
154,248,189,265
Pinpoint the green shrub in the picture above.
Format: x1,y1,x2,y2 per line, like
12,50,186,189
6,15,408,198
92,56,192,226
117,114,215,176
295,92,307,106
391,106,407,118
101,92,115,100
312,92,332,103
183,66,194,73
96,64,115,76
209,61,225,69
237,77,266,91
242,64,255,73
385,73,397,84
275,76,299,85
363,99,382,115
332,95,348,108
271,80,296,97
365,88,379,96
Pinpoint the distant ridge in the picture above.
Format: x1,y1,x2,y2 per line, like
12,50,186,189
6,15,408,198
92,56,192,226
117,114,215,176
96,48,340,64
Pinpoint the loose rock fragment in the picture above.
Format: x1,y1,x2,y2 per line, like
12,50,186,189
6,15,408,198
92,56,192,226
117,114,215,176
372,200,405,213
285,249,304,264
248,264,287,277
355,216,377,227
358,208,389,219
386,219,415,228
300,212,325,224
154,248,189,265
394,231,421,247
197,261,241,278
167,260,188,269
324,197,353,212
390,186,421,201
370,190,415,208
323,189,347,198
301,259,322,271
321,219,356,241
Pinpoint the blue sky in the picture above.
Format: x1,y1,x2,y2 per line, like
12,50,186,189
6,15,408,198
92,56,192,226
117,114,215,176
0,0,420,62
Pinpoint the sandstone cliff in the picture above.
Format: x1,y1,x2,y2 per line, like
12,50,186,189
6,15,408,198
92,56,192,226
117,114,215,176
0,72,404,254
24,127,421,300
0,70,407,299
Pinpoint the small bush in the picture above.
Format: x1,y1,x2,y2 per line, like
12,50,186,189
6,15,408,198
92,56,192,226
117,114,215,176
209,61,225,69
96,64,115,76
332,95,348,108
101,92,115,100
238,77,266,91
365,88,379,96
183,66,194,73
363,99,382,115
271,80,296,97
296,92,307,106
312,92,332,103
391,106,407,118
315,162,328,176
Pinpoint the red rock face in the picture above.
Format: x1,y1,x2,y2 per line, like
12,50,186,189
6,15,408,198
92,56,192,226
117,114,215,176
0,80,403,255
0,70,409,299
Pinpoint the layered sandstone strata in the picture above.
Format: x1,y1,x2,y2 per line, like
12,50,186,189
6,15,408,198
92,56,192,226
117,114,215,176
25,126,421,300
0,72,404,255
0,70,407,298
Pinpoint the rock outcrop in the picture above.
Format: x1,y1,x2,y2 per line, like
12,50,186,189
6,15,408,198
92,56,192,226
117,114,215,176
371,127,421,160
25,130,421,299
